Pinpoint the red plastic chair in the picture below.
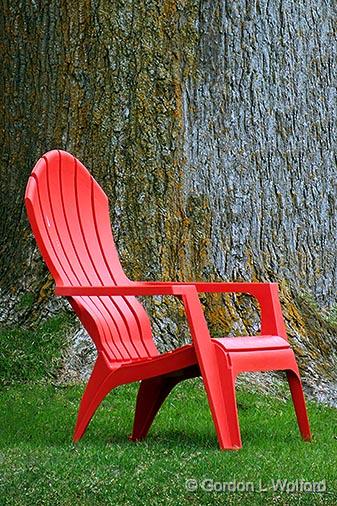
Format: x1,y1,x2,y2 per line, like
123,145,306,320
25,150,311,450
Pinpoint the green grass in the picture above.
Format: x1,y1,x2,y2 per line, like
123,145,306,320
0,313,72,386
0,380,336,505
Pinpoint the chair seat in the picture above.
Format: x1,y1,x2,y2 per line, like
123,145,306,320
213,335,289,352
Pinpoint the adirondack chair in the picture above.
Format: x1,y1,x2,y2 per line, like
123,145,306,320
24,150,311,450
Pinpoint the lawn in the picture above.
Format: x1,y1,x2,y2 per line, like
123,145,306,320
0,379,336,505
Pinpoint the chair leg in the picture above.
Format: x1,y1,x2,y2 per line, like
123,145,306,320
73,356,119,442
130,366,199,441
213,344,242,449
130,376,181,441
286,369,312,441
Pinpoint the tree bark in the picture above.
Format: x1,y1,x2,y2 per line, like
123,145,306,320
1,1,336,402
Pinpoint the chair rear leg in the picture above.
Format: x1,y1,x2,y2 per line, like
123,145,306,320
286,369,312,441
130,366,199,441
130,376,179,441
73,356,119,442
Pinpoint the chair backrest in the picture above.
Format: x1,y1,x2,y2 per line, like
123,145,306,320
25,150,158,362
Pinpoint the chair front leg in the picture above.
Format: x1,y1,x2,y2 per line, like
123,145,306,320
180,287,241,450
73,355,120,442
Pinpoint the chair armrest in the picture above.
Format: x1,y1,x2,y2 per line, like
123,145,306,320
134,281,287,339
55,283,197,297
134,280,275,295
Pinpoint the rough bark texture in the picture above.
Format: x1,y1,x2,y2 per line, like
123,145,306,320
1,1,336,403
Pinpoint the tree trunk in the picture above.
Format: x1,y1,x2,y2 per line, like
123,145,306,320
1,1,336,402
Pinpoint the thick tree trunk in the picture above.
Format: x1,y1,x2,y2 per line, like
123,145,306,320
1,1,336,402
